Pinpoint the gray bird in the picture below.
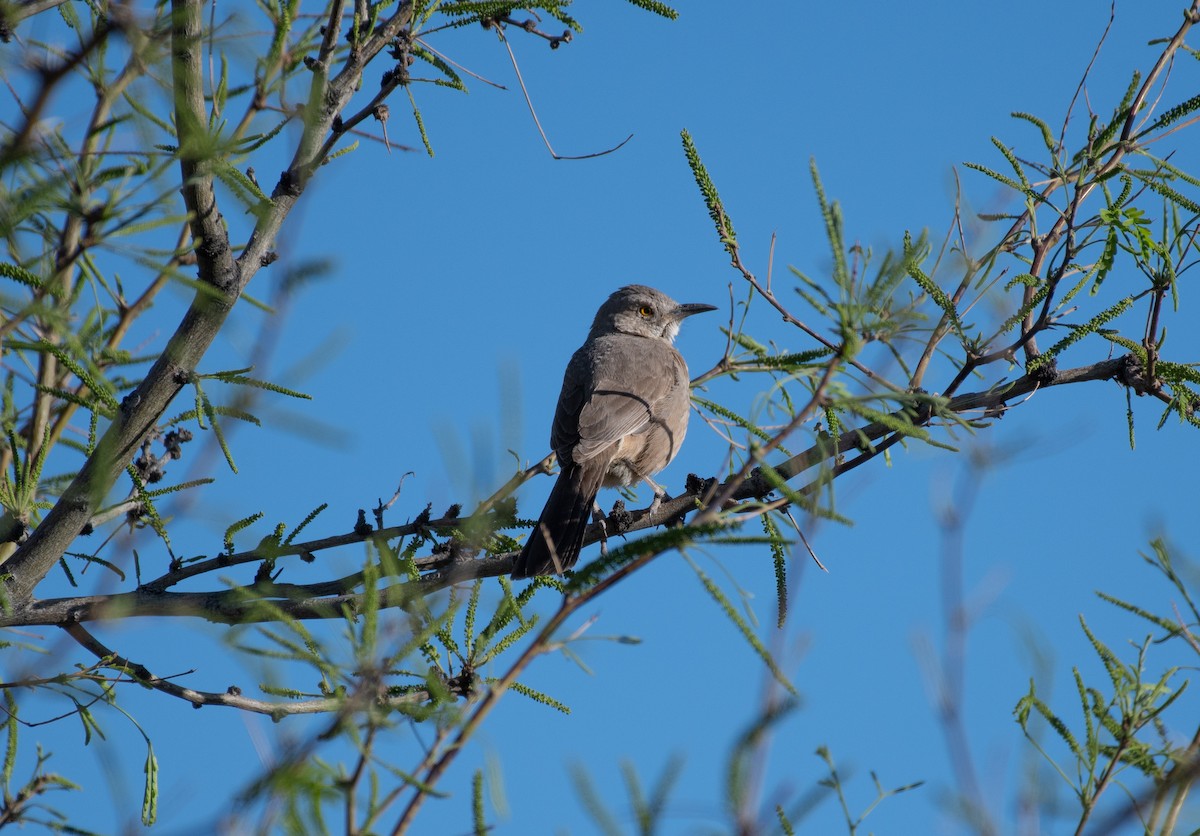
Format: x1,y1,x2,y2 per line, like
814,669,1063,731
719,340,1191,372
512,285,716,578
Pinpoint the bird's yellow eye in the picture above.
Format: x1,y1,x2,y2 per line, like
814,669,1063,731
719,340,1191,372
638,305,653,318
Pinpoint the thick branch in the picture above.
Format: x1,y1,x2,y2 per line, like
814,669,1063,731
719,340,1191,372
3,1,418,605
1,357,1135,627
1,0,241,604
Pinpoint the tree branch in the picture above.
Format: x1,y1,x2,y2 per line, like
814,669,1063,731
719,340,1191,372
3,1,419,605
0,356,1136,628
61,622,432,718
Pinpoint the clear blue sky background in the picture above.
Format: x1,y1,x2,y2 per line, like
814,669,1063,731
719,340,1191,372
7,1,1200,833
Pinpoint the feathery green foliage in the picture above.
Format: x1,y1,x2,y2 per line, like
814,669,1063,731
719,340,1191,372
681,129,736,256
1,2,1198,833
685,555,796,695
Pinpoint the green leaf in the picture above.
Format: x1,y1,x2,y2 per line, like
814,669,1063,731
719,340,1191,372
1143,178,1200,214
411,44,467,92
761,513,788,628
681,129,735,255
810,160,848,290
1095,591,1182,635
213,160,273,216
777,805,795,836
906,255,962,335
963,160,1034,198
1028,296,1134,372
1012,111,1057,154
685,555,796,695
409,88,434,158
991,136,1030,188
224,512,264,554
1016,678,1084,762
1143,91,1200,133
693,396,787,452
142,741,158,826
0,262,43,288
472,770,487,835
284,503,328,546
622,0,679,18
509,681,570,714
1079,616,1124,693
3,340,119,412
205,370,311,400
2,692,17,788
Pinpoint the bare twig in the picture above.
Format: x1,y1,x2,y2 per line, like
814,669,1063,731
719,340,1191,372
494,24,632,160
62,622,431,717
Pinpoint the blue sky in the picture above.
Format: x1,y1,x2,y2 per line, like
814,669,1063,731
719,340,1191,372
6,1,1200,833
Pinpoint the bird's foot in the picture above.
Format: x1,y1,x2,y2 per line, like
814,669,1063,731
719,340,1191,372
647,488,672,519
591,503,609,556
643,475,671,520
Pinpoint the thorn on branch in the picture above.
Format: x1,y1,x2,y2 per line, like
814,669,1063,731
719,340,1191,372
259,251,278,267
373,103,391,152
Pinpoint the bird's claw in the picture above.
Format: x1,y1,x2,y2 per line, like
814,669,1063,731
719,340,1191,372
591,503,609,556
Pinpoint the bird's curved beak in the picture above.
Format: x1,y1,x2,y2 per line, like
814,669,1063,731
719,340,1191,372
674,302,719,319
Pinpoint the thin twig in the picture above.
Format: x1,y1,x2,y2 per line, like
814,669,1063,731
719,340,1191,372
62,622,430,717
495,24,632,160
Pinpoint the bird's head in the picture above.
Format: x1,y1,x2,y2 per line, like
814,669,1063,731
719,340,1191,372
590,284,717,342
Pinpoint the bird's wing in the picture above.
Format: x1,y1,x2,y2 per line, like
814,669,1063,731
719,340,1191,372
556,338,680,464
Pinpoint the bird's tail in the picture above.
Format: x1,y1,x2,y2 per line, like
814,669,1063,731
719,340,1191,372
512,462,603,578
